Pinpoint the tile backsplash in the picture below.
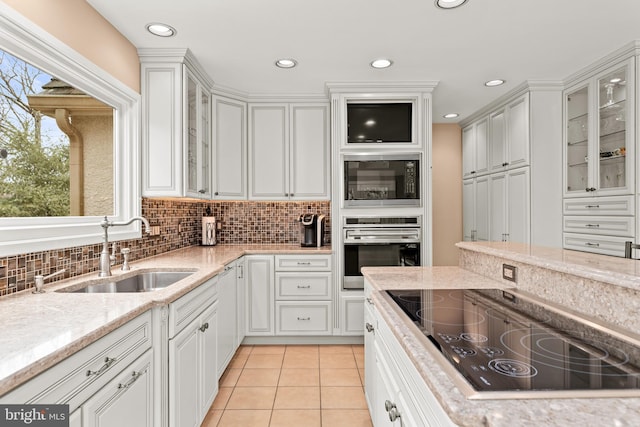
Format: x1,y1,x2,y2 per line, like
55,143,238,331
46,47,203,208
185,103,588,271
0,198,330,296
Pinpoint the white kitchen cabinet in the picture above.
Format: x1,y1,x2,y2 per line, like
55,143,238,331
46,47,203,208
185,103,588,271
274,254,333,336
82,350,154,427
364,280,456,427
462,116,489,179
248,103,330,200
213,95,247,199
462,85,562,248
236,257,246,347
341,294,365,336
245,255,275,336
564,58,635,198
140,49,214,199
489,168,530,243
488,94,530,173
217,263,238,377
167,276,218,427
0,312,153,423
462,175,489,242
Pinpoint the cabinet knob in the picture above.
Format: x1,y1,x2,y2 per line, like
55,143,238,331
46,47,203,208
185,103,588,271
214,191,219,196
365,322,374,333
388,407,401,422
585,187,597,192
502,162,509,167
384,400,396,412
199,322,209,332
198,189,206,194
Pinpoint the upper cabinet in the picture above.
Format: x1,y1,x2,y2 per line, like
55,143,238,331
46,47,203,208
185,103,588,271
213,94,247,200
248,102,330,200
462,117,489,178
139,49,214,199
564,58,635,198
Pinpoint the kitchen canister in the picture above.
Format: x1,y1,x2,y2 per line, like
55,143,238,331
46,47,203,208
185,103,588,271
202,214,217,246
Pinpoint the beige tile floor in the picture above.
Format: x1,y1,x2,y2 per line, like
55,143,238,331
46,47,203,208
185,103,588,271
201,344,372,427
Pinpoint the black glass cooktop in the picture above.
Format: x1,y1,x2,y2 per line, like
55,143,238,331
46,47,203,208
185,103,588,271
386,289,640,394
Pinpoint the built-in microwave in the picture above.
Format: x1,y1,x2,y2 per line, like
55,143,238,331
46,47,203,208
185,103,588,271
343,153,420,207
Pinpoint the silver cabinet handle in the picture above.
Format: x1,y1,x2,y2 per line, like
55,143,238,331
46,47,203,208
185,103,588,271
117,369,145,389
238,265,244,279
297,284,311,289
296,261,311,266
198,189,206,194
366,297,374,305
388,407,401,422
585,242,600,247
586,205,600,208
365,322,374,333
199,322,209,332
385,400,396,412
585,224,600,228
297,317,311,321
87,357,116,377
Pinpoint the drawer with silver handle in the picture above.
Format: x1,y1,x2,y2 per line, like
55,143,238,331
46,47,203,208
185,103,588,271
275,255,331,271
563,215,635,237
275,302,331,335
562,233,628,257
563,195,634,216
275,272,332,300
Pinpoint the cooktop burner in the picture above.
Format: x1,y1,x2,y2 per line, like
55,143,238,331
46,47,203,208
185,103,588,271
386,289,640,395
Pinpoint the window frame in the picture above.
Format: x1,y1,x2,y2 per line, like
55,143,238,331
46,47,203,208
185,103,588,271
0,5,141,257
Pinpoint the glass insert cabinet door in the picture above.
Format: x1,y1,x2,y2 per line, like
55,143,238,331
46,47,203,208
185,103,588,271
565,59,634,197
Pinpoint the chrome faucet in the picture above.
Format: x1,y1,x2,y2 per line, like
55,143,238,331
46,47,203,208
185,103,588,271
99,216,151,277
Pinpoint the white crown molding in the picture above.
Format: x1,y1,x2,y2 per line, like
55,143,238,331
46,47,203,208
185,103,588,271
563,40,640,86
246,92,329,103
326,81,439,95
138,47,214,89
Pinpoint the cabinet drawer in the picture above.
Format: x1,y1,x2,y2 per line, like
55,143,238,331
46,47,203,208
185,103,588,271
563,195,634,216
563,233,629,257
169,277,218,338
275,272,331,300
275,302,331,335
275,254,332,271
1,311,153,412
563,216,635,237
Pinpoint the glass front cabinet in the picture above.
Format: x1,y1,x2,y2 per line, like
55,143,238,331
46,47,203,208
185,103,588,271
564,58,635,198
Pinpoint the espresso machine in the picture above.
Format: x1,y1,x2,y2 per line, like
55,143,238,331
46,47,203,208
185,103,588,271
299,213,326,247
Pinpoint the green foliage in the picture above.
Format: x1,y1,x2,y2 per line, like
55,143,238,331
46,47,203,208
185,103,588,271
0,130,70,217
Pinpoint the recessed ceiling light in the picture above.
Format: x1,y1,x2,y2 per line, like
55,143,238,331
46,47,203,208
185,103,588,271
370,59,393,69
484,79,506,87
443,113,459,119
435,0,469,9
146,23,176,37
275,58,298,68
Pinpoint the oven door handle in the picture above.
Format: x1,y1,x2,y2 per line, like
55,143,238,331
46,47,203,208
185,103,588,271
345,229,420,240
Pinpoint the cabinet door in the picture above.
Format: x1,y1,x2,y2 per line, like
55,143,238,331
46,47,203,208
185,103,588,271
564,83,590,195
290,104,330,200
474,117,489,175
83,351,154,427
489,108,506,173
217,266,237,377
169,319,200,427
199,303,218,421
214,96,247,199
374,341,401,427
507,167,530,244
462,179,475,241
185,72,211,199
341,295,365,336
141,63,183,197
236,258,246,346
489,173,507,242
461,125,475,179
364,300,377,420
249,104,289,199
506,94,530,169
475,175,490,241
245,256,275,335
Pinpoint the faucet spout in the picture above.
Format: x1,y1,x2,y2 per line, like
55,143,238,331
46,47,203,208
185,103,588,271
98,216,151,277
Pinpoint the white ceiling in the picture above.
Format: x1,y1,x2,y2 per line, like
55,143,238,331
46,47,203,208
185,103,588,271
88,0,640,123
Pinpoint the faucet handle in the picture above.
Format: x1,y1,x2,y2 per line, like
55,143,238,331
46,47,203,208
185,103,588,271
33,269,66,293
121,248,131,271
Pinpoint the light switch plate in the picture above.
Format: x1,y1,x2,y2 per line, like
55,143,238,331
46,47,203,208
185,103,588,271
502,264,517,282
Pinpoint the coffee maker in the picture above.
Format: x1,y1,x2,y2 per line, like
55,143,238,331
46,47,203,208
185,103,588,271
299,214,326,247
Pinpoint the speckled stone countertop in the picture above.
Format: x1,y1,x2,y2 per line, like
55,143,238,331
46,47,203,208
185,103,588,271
362,265,640,427
0,244,331,397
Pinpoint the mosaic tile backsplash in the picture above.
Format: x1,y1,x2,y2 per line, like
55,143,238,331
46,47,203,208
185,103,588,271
0,198,330,296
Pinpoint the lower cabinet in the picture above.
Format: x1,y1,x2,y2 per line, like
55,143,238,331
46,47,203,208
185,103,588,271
245,255,275,335
341,294,365,335
0,312,153,426
167,277,218,427
364,281,456,427
82,350,154,427
217,263,238,377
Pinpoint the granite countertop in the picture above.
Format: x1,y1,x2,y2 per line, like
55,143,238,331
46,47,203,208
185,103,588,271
0,244,331,397
363,265,640,427
456,241,640,293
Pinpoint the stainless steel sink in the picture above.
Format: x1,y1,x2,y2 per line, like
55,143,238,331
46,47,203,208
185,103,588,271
59,271,194,293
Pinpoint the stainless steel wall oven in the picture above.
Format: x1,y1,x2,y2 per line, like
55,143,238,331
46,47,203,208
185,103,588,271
342,216,421,290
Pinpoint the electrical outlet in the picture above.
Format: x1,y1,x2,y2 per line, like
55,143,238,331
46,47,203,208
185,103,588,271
502,264,517,282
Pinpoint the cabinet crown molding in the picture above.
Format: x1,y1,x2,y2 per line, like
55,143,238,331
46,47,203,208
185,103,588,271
138,47,214,89
563,39,640,87
325,81,438,95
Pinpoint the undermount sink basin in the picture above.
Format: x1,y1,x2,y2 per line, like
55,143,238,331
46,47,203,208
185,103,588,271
60,271,194,293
